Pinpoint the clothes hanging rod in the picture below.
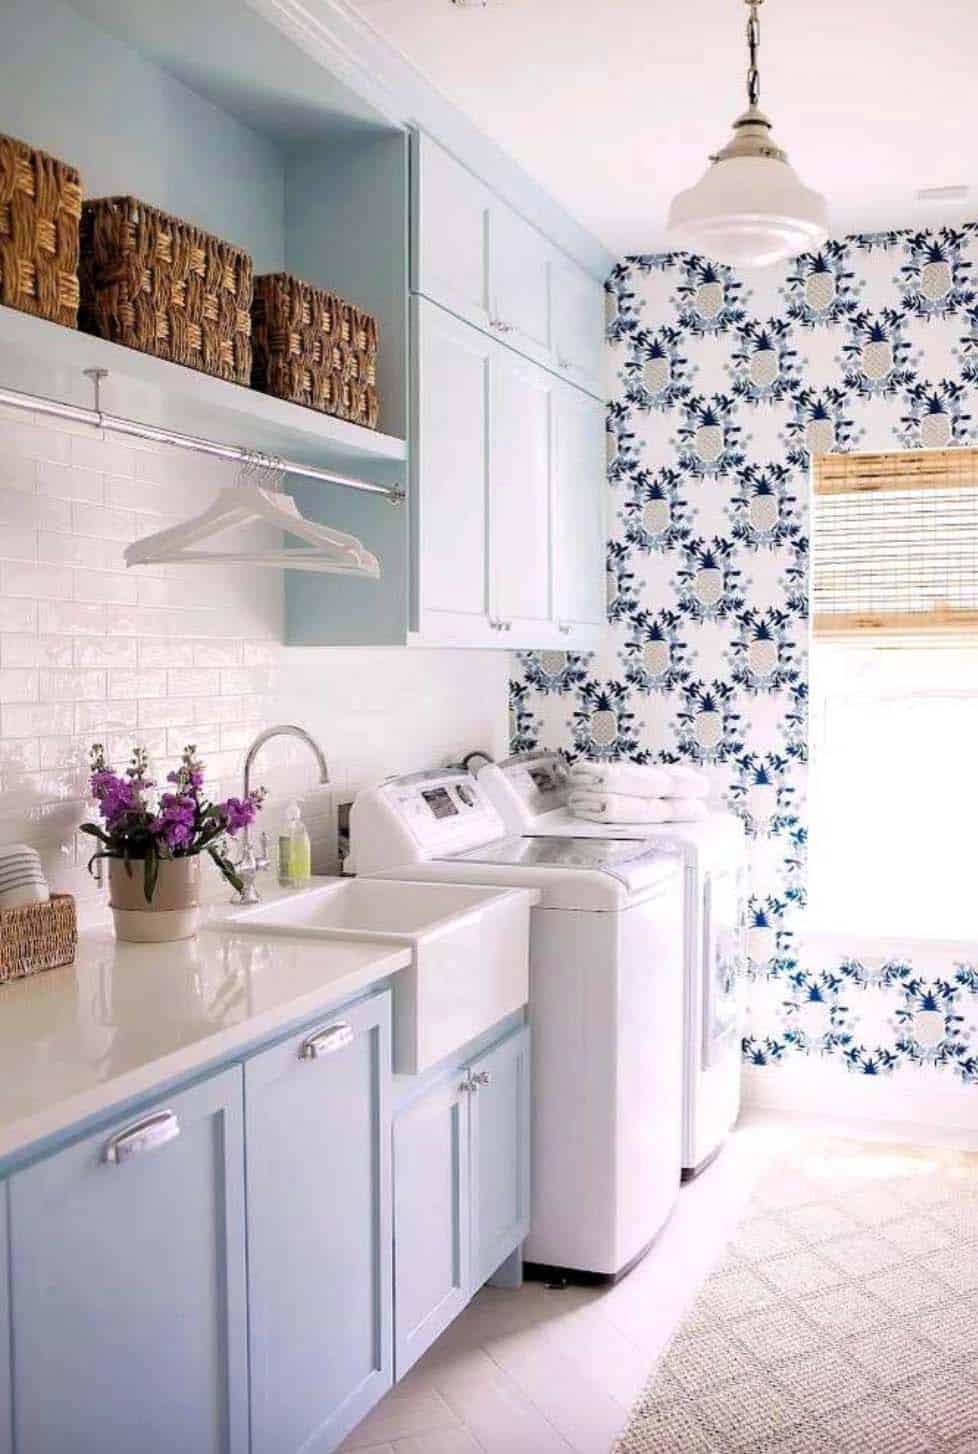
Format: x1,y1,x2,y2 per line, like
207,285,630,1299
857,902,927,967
0,378,405,503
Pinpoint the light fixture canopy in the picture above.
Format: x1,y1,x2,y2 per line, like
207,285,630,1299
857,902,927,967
666,0,828,269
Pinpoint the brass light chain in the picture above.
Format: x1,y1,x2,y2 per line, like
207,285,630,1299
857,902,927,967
746,0,763,109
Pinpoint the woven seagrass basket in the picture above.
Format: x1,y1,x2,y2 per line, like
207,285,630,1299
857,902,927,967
251,273,379,429
79,196,253,383
0,894,77,984
0,132,81,327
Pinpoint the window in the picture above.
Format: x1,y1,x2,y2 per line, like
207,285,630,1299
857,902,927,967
808,449,978,942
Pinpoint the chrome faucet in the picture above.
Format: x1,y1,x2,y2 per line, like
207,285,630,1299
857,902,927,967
232,725,330,904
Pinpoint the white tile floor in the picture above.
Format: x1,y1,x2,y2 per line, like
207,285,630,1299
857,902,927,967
340,1117,782,1454
341,1108,978,1454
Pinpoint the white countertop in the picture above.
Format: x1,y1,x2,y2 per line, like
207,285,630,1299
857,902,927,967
0,885,412,1165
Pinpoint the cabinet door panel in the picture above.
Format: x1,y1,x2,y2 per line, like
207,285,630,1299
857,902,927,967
470,1026,532,1291
9,1069,247,1454
490,205,551,361
393,1073,470,1378
489,350,553,638
246,993,392,1454
551,260,605,398
0,1182,9,1454
413,133,491,330
553,385,607,630
414,299,492,643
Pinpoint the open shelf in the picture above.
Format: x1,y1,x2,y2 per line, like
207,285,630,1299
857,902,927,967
0,307,407,484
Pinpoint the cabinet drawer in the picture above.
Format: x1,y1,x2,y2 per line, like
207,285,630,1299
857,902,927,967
245,992,393,1454
9,1069,248,1454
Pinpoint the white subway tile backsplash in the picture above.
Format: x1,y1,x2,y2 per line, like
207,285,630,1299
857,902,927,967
0,527,39,561
74,699,138,733
107,668,168,699
74,568,138,605
74,636,138,667
71,502,136,542
38,600,105,635
1,560,73,600
0,668,38,702
39,669,107,702
0,415,508,905
2,701,75,737
36,460,103,503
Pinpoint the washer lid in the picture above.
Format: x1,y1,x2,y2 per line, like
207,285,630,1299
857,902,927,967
445,834,682,897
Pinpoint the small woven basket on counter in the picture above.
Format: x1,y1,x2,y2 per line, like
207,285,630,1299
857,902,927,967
79,196,253,383
251,272,379,429
0,131,82,327
0,894,77,985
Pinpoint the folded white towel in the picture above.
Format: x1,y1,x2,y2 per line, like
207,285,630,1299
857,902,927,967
0,880,50,910
569,791,709,826
569,762,710,801
569,791,673,824
0,843,50,909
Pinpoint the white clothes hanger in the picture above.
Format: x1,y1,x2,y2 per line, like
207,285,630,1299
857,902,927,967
124,458,381,578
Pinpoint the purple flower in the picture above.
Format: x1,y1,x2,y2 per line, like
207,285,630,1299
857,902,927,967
91,768,140,831
151,792,197,852
219,794,260,836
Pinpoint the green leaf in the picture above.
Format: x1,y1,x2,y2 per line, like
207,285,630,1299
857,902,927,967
78,822,114,845
85,849,119,881
143,845,160,905
208,845,243,895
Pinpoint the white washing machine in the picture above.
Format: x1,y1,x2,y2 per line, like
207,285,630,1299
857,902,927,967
474,751,748,1180
350,768,685,1282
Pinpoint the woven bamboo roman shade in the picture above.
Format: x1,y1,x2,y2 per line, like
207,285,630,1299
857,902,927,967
812,448,978,639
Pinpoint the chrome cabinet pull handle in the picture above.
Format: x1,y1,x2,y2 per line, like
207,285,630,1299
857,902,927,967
104,1109,180,1165
470,1070,492,1088
489,617,503,632
300,1022,354,1060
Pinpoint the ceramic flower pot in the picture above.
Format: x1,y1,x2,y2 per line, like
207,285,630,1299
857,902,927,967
108,855,201,943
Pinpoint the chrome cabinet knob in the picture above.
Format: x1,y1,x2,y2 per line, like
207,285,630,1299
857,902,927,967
557,622,571,635
470,1070,492,1088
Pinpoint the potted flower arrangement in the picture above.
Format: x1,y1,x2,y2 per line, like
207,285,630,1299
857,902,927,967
81,743,265,942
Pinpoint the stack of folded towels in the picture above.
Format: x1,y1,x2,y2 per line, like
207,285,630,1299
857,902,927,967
0,843,51,910
568,762,711,824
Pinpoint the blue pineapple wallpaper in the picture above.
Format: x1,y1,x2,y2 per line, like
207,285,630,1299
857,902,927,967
510,227,978,1088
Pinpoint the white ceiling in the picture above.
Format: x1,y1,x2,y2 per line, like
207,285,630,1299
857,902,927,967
348,0,978,257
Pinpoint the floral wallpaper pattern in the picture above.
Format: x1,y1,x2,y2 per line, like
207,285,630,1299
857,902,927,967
510,226,978,1085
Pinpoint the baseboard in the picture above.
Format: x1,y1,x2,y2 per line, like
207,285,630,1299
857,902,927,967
742,1061,978,1150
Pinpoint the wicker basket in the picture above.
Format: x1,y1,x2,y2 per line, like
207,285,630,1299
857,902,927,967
251,273,379,429
0,894,77,985
0,132,81,327
79,196,253,384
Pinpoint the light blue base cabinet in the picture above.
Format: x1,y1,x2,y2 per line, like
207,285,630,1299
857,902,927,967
246,993,393,1454
0,1181,10,1454
393,1024,530,1377
8,1067,248,1454
393,1069,471,1376
470,1026,532,1291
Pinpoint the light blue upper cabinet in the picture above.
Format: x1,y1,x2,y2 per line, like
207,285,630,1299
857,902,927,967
488,350,555,646
412,132,605,398
245,993,393,1454
0,1182,9,1454
8,1068,248,1454
469,1026,532,1292
412,132,492,333
552,383,609,639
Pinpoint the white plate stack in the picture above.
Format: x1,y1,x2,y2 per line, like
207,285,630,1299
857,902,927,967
0,844,50,911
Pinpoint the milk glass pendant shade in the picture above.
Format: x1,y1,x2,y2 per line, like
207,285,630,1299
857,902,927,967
667,0,828,268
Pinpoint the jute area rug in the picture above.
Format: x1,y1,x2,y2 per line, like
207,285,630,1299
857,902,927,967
614,1137,978,1453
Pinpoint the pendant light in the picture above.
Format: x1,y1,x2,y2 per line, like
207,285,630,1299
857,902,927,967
666,0,828,268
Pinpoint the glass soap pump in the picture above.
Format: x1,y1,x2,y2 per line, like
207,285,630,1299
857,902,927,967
278,801,312,887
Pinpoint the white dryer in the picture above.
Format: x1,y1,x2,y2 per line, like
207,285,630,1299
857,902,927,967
350,768,685,1282
475,751,748,1180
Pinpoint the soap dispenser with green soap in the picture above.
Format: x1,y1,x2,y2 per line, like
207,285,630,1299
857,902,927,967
278,800,312,887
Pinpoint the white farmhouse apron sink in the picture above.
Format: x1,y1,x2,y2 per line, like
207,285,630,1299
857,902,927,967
216,878,535,1073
